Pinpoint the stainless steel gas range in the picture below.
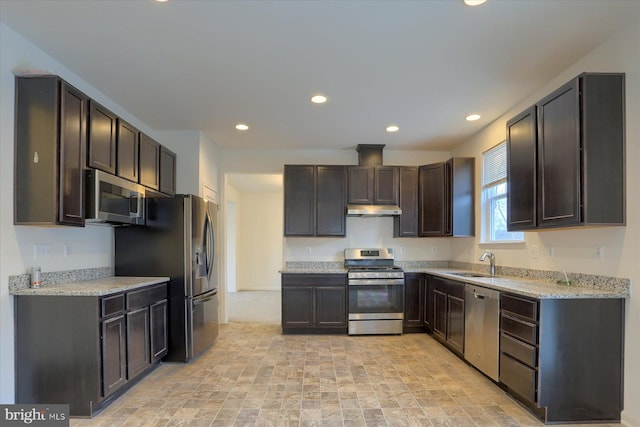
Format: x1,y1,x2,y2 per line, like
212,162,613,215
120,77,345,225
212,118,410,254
344,248,405,335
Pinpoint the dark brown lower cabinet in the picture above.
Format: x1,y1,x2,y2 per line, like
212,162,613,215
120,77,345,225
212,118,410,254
429,276,465,356
15,283,168,417
403,273,428,332
499,293,625,423
281,273,347,334
126,307,151,379
101,314,126,397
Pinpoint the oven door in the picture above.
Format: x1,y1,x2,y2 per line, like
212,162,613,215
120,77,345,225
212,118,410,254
348,280,404,319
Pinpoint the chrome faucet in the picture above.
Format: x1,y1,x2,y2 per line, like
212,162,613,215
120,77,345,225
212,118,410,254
480,250,496,276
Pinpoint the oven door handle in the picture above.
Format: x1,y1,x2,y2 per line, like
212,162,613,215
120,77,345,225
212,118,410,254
348,279,405,286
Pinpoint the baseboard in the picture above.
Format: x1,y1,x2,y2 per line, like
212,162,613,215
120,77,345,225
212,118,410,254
622,411,640,426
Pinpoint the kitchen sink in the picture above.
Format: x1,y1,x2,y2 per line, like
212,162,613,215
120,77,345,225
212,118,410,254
449,271,491,278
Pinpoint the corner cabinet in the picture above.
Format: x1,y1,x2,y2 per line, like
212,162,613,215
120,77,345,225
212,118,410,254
499,293,624,423
507,73,625,230
403,273,428,332
281,273,347,334
419,158,474,237
14,75,87,226
15,283,168,417
283,165,346,237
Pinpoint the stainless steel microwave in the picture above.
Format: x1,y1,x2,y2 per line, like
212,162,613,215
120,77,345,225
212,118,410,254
86,170,145,225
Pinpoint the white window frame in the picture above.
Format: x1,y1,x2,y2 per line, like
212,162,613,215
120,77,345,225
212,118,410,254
481,142,523,243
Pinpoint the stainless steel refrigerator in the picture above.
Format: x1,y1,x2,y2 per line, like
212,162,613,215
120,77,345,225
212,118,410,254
115,194,219,362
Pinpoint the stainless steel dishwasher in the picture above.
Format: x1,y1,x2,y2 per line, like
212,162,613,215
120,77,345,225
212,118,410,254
464,284,500,381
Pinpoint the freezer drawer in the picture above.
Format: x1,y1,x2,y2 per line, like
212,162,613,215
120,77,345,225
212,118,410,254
189,290,219,359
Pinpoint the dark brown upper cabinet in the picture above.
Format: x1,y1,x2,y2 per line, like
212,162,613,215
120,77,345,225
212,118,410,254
159,146,176,196
507,73,625,230
88,101,117,174
348,165,399,205
506,107,537,231
419,158,474,237
116,119,139,183
14,76,87,227
394,166,419,237
138,133,160,190
284,165,346,237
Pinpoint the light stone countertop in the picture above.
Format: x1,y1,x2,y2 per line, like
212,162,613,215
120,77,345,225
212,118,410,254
10,276,170,297
400,268,626,299
280,263,628,299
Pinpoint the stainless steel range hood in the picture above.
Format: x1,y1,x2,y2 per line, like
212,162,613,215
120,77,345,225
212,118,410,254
346,204,402,217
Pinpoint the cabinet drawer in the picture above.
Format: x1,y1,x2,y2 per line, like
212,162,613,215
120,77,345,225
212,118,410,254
500,353,537,403
501,332,537,368
501,313,537,345
501,294,537,321
127,283,168,310
101,294,125,318
282,274,346,286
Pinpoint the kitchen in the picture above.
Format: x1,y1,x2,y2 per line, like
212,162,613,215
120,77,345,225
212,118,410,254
1,1,639,426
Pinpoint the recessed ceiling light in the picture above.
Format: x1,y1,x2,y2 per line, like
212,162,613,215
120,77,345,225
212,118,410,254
466,114,481,121
311,95,327,104
464,0,486,6
235,124,249,131
155,0,169,3
386,125,400,133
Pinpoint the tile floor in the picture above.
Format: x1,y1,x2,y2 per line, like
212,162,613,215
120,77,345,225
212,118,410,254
71,322,616,427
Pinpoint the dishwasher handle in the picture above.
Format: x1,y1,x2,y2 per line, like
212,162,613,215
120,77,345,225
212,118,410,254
474,293,486,300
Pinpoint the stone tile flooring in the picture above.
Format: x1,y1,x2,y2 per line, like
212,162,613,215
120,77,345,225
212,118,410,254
71,323,616,427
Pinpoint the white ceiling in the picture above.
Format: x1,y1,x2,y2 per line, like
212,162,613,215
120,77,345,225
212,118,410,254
1,0,639,152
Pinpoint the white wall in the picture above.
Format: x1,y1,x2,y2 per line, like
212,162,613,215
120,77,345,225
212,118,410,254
451,20,640,426
237,191,283,291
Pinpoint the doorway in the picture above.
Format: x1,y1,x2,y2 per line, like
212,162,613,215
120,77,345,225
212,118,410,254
224,173,283,323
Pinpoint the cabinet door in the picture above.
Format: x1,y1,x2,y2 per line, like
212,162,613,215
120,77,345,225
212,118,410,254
101,315,126,397
126,307,150,380
447,295,465,354
150,300,168,362
423,276,431,329
507,107,537,230
59,83,87,226
316,166,346,236
404,274,424,328
88,101,117,174
432,289,447,340
394,167,418,237
139,133,160,190
374,166,399,205
419,163,446,236
282,286,314,327
284,165,315,236
315,286,347,327
348,166,374,204
537,79,581,228
159,146,177,196
116,119,139,183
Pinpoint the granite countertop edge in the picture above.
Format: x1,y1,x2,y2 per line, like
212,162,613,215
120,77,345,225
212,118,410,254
280,266,627,299
10,276,170,297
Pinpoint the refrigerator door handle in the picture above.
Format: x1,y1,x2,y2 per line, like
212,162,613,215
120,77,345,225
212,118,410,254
204,210,214,282
193,290,217,305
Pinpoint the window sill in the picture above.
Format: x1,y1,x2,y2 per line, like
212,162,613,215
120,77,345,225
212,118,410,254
478,241,526,248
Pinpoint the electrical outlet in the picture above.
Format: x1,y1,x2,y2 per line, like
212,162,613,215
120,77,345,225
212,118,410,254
33,244,51,259
596,245,604,259
431,247,438,255
548,246,555,257
305,247,312,254
530,245,540,259
63,244,71,257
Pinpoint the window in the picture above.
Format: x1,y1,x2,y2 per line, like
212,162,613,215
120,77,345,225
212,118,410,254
482,142,523,242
